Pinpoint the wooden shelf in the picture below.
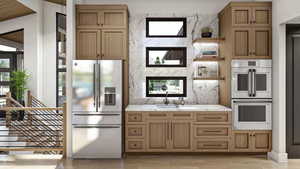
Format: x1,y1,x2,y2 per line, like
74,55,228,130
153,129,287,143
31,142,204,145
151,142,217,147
193,57,225,62
192,37,225,44
193,77,225,80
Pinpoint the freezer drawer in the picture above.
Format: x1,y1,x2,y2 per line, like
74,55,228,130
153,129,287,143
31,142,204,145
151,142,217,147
72,125,122,158
72,114,121,125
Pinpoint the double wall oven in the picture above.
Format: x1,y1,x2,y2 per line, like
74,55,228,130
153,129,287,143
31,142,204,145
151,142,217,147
231,60,272,130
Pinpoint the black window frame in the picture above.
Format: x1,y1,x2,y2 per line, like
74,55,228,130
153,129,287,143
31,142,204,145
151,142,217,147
146,76,187,97
56,13,67,107
146,17,187,38
146,47,187,67
0,52,18,97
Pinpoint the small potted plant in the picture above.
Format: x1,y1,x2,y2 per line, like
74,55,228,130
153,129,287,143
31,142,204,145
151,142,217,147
10,70,29,120
201,27,213,38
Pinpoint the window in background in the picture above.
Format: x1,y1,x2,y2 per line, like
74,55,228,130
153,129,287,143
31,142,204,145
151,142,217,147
56,13,66,107
146,18,187,38
146,47,187,67
146,77,187,97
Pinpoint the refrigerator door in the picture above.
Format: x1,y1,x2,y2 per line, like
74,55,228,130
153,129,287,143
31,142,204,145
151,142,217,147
98,60,122,112
72,60,98,114
72,124,122,158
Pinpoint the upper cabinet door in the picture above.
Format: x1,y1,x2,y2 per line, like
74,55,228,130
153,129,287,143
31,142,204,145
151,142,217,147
100,10,127,29
232,7,252,27
233,28,251,58
77,10,101,28
101,29,126,60
77,29,101,60
252,28,272,58
252,6,272,27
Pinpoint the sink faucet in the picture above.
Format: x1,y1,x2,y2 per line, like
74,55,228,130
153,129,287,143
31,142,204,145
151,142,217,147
163,91,169,105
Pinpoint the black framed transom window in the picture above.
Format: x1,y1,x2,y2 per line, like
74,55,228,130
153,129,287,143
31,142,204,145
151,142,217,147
146,76,187,97
146,17,187,38
146,47,187,67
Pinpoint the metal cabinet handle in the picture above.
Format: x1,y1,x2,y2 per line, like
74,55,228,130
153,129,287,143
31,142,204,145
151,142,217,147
93,64,96,106
252,69,256,97
98,63,101,108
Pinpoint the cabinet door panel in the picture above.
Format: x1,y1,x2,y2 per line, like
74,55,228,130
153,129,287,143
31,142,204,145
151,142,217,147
170,121,192,151
77,10,100,28
233,28,251,58
231,131,251,152
76,29,100,60
252,7,271,27
101,29,126,60
253,131,271,152
101,10,127,28
232,7,251,27
253,28,272,58
146,120,168,151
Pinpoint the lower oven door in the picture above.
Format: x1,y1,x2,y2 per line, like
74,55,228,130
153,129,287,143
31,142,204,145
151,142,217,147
232,99,272,130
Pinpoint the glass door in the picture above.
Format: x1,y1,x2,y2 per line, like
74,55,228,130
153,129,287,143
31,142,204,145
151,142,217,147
232,68,251,98
253,68,272,98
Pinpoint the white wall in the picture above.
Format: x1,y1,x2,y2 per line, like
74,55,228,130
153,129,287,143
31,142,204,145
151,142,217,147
0,14,43,98
43,1,66,107
269,0,300,163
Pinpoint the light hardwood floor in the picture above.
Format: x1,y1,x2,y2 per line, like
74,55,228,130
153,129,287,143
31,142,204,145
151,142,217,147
1,155,300,169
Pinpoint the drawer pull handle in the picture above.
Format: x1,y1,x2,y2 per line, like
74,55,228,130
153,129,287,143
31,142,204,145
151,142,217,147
149,114,167,117
203,130,222,133
174,114,191,117
203,144,223,147
203,117,222,120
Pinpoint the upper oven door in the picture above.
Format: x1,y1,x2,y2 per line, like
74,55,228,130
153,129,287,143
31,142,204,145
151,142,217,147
232,68,252,98
232,67,272,99
232,100,272,130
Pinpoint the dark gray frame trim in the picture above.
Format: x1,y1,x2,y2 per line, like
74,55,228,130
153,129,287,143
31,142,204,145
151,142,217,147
146,47,187,67
146,17,187,38
146,76,187,97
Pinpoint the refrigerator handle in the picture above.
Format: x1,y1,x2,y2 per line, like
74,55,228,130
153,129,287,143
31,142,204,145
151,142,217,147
252,69,256,97
98,63,101,108
93,64,96,107
248,69,252,97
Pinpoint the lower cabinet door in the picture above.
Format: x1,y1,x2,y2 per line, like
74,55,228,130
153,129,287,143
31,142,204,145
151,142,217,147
231,131,252,152
252,131,272,152
146,120,169,151
169,121,192,151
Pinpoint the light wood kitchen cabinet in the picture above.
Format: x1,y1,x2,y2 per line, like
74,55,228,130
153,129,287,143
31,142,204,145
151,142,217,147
76,29,101,60
170,120,192,151
146,119,169,152
231,3,271,27
101,29,126,60
232,27,271,59
77,6,127,29
231,130,271,152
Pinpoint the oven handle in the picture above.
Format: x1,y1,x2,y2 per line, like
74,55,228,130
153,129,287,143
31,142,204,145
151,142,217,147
248,69,252,97
252,69,256,97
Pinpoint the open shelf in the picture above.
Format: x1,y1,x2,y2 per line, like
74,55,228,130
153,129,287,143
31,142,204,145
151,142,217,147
193,77,225,81
193,57,225,62
192,37,225,44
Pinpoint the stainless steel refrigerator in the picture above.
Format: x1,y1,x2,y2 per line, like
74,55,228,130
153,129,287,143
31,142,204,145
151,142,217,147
71,60,122,159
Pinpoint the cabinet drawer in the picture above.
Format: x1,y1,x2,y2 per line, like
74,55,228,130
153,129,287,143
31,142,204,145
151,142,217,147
172,112,193,120
126,112,144,123
194,140,229,152
126,140,145,152
194,126,230,137
195,112,230,124
126,125,145,139
147,112,169,119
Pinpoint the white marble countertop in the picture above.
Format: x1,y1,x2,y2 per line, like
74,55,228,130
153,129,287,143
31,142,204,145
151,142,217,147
125,104,232,112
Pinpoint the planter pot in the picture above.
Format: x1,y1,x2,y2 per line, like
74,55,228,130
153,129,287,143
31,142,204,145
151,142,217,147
201,32,212,38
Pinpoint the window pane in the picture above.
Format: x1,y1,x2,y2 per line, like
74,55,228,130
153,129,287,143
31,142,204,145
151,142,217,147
58,72,66,107
0,59,10,68
146,77,186,97
146,18,186,37
238,105,266,122
0,72,10,81
0,86,10,96
237,74,248,91
146,47,186,67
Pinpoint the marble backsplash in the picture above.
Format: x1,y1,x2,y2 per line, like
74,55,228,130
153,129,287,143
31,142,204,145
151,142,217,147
129,13,220,105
